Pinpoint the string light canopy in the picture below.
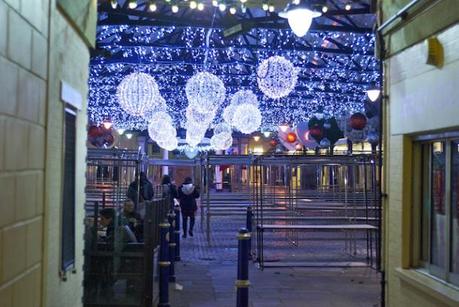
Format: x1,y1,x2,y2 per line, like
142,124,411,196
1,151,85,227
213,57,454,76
90,1,380,131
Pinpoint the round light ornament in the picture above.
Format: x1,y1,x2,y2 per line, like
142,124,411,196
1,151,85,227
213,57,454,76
185,72,226,113
230,90,259,107
222,104,237,126
142,96,167,121
186,105,216,126
116,72,161,117
158,137,178,151
257,56,298,99
232,104,262,134
214,122,232,135
211,132,233,150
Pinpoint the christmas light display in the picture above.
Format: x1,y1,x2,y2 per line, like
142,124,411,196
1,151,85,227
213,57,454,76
230,90,259,107
185,72,226,113
257,56,298,99
116,72,161,117
232,103,262,134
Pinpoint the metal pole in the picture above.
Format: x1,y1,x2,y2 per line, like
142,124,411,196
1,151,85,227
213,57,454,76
174,207,181,261
246,206,253,259
167,212,176,283
236,228,250,307
158,221,170,307
206,155,211,244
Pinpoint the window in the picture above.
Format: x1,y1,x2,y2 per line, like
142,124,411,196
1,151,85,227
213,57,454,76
418,137,459,286
61,108,76,273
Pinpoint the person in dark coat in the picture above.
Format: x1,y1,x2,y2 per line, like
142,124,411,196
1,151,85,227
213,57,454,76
127,172,154,206
177,177,200,238
162,174,178,210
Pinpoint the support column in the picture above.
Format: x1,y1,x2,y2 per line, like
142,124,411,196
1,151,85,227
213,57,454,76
162,149,169,175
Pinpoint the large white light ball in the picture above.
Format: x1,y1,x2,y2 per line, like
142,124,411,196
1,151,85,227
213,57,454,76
214,122,232,135
232,104,262,134
230,90,259,107
222,104,237,126
210,132,233,150
158,137,178,151
186,120,207,147
257,56,298,99
116,72,161,117
185,72,226,112
142,96,167,121
186,105,216,126
147,111,173,141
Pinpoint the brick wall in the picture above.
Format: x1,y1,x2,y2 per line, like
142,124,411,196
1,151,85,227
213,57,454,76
0,0,49,306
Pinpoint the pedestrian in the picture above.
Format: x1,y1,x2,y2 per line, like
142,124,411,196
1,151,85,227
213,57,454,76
162,174,178,211
127,171,154,206
177,177,200,238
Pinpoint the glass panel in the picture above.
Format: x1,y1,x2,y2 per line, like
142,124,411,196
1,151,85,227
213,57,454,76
431,141,446,268
421,145,429,262
451,140,459,274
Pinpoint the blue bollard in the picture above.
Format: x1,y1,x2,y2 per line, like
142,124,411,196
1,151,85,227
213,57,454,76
174,207,181,262
246,206,253,260
236,228,250,307
167,211,176,283
158,221,170,307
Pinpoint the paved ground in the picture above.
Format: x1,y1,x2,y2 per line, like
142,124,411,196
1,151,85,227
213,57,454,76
168,213,381,307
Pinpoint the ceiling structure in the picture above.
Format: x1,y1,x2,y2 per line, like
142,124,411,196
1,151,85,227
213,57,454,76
89,0,380,131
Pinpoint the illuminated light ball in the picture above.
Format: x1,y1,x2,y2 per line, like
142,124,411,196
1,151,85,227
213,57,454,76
116,72,161,117
211,132,233,150
185,72,226,113
186,105,216,126
222,104,237,126
286,132,297,143
319,137,331,148
158,137,178,151
232,104,262,134
230,90,259,107
147,112,173,141
257,56,298,99
309,126,323,139
214,122,232,135
350,113,367,130
186,121,207,147
184,147,199,159
142,96,167,121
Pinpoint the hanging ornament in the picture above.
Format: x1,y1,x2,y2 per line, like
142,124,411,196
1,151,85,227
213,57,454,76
147,112,173,141
186,105,216,126
116,72,161,117
350,113,367,130
232,104,262,134
214,122,232,135
158,136,178,151
186,120,207,147
142,95,167,121
257,56,298,99
185,72,226,113
222,104,237,126
286,132,297,143
230,90,259,107
210,132,233,150
184,147,199,159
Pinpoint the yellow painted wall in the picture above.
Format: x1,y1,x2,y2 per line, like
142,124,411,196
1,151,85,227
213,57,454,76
0,0,95,306
384,20,459,307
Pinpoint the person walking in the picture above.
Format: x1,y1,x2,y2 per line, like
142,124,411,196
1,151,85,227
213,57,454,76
177,177,200,238
127,172,154,206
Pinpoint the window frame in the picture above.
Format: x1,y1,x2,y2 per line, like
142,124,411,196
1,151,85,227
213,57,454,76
413,132,459,287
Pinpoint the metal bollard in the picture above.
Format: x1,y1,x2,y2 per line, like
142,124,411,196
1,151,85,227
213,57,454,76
174,207,181,261
167,211,176,283
246,206,253,260
158,221,170,307
236,228,250,307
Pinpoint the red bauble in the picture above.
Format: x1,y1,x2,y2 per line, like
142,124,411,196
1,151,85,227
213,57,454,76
88,125,102,138
350,113,367,130
286,132,297,143
309,126,323,139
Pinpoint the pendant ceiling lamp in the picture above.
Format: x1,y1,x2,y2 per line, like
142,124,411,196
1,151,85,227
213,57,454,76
279,1,322,37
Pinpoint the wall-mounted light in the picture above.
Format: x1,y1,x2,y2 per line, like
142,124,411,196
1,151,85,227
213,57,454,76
125,133,133,139
263,131,271,138
433,142,443,154
117,128,125,135
366,84,381,102
253,135,261,142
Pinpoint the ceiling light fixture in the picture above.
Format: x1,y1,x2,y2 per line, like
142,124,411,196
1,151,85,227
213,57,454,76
230,7,237,14
171,4,179,13
110,0,118,9
190,1,197,9
345,2,352,11
197,2,204,10
322,5,328,13
366,84,381,102
268,5,275,12
149,2,157,11
219,3,226,11
128,0,137,9
262,2,269,11
279,1,322,37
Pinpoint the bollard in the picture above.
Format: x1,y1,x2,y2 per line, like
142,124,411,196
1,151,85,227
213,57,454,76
174,207,181,261
167,211,176,283
236,228,250,307
246,207,253,260
158,221,170,307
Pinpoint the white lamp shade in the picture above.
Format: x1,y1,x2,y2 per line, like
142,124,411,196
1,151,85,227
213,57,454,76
280,8,321,37
366,89,381,102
